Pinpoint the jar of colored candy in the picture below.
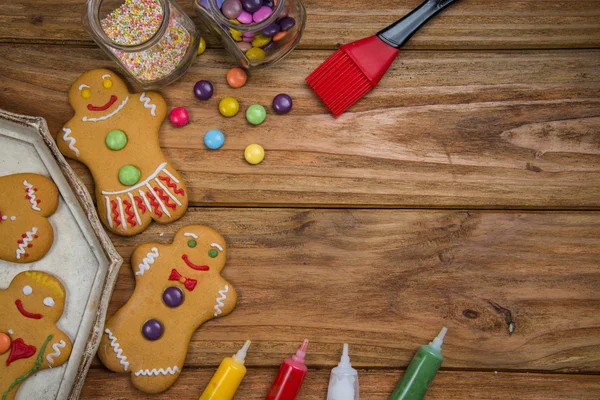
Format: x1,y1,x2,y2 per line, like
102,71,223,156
83,0,200,88
194,0,306,68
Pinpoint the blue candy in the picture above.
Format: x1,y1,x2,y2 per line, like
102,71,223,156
204,129,225,149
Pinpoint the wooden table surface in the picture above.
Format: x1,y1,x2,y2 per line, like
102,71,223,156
1,0,600,398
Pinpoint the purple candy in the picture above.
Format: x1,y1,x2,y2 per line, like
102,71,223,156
194,80,214,100
272,93,293,114
221,0,242,19
218,0,224,7
243,31,256,37
263,0,274,7
237,9,253,23
260,22,280,37
142,319,164,341
253,6,272,22
242,0,263,13
163,286,184,308
262,40,276,51
278,16,296,31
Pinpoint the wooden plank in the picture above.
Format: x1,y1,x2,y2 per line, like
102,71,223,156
1,46,599,209
1,0,599,49
91,208,600,371
81,368,600,399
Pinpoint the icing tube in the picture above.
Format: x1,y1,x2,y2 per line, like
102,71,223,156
265,339,309,400
199,340,251,400
327,344,359,400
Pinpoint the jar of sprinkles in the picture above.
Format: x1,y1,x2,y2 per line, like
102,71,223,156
194,0,306,68
84,0,200,88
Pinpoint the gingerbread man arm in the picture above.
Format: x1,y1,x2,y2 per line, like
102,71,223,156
41,330,72,369
131,243,164,279
134,91,167,126
57,119,82,160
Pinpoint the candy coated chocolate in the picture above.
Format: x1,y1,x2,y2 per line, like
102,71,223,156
222,0,242,19
118,165,141,186
237,10,253,23
237,42,252,52
169,107,190,127
194,80,214,100
163,287,184,308
142,319,164,341
253,6,272,22
272,93,293,114
227,67,248,88
279,16,296,31
246,104,267,125
242,0,263,13
219,97,240,117
260,22,280,37
204,130,225,149
0,332,10,355
244,144,265,164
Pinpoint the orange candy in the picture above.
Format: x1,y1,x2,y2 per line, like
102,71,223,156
273,31,287,41
226,67,247,89
0,332,11,355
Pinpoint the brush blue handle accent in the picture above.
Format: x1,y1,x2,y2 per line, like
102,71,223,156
377,0,459,49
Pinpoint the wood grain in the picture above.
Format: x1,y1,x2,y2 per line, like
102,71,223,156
1,45,599,210
1,0,600,50
88,208,600,371
82,368,600,399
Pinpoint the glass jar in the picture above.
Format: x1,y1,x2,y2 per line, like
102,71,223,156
83,0,200,89
194,0,306,68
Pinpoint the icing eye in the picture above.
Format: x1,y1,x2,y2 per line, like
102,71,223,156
22,285,32,296
103,79,113,89
208,249,218,258
187,240,197,248
43,297,55,307
81,88,92,99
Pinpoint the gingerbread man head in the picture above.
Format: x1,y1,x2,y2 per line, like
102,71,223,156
68,69,130,121
10,271,66,324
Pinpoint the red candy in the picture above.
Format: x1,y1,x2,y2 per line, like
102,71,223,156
169,107,189,127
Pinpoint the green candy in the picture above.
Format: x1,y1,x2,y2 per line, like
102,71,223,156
246,104,266,125
118,165,141,186
208,249,218,258
106,130,128,150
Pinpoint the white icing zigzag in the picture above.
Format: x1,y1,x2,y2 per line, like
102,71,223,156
82,96,129,122
16,227,38,259
135,247,159,276
105,328,129,371
213,285,229,317
134,366,180,377
23,180,41,211
46,340,67,366
139,92,157,117
61,127,80,157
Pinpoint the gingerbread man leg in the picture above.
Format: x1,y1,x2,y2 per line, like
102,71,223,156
98,226,237,393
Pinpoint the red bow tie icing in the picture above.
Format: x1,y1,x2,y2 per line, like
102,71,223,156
169,269,197,291
6,338,37,366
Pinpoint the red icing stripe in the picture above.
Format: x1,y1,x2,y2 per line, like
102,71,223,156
133,195,147,213
123,200,137,227
110,200,121,227
159,176,185,196
145,190,163,217
153,187,177,210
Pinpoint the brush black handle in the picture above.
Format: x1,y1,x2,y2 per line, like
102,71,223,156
377,0,458,49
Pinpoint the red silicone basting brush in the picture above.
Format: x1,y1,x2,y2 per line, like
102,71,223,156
306,0,459,117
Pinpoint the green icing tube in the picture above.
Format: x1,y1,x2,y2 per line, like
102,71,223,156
389,328,447,400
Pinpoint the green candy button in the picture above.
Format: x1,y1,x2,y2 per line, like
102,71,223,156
246,104,266,125
118,165,141,186
106,130,128,151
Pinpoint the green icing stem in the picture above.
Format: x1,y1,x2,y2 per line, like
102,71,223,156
2,334,53,400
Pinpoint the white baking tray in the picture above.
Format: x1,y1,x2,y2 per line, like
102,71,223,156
0,109,122,399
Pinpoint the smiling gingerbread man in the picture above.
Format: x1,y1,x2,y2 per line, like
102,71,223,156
58,69,188,236
0,271,72,400
97,225,237,393
0,173,59,263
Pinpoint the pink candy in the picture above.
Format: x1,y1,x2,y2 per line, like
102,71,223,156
237,10,253,24
253,6,272,23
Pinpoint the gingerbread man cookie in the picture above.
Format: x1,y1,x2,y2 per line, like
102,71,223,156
0,173,59,263
0,271,72,400
98,226,237,393
58,69,188,236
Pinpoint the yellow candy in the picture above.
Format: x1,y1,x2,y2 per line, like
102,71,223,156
103,78,113,89
219,97,240,117
245,144,265,165
246,47,265,61
81,88,92,99
252,34,272,48
197,37,207,55
229,28,243,42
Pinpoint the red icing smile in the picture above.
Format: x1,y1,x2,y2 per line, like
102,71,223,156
182,254,210,271
15,299,43,319
87,95,118,111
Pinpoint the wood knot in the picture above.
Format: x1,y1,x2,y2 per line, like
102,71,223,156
462,309,479,319
526,163,542,173
31,15,44,25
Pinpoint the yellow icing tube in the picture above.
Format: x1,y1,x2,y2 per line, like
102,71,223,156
199,340,251,400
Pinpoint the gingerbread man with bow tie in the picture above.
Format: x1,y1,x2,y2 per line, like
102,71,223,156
0,271,72,400
97,225,237,393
